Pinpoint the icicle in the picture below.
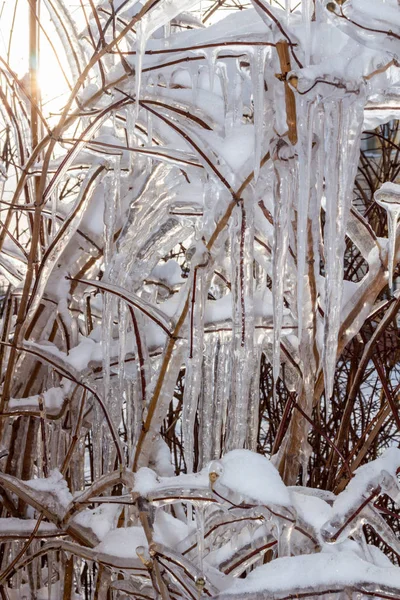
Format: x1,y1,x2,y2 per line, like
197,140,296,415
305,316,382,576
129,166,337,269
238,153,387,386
225,62,244,135
296,99,316,339
164,20,171,41
126,104,136,169
374,182,400,291
147,110,153,147
302,0,313,66
272,141,295,392
251,48,267,183
247,336,264,451
50,186,58,241
118,300,128,396
191,67,199,106
195,504,206,573
47,550,53,600
278,523,294,557
134,0,201,123
226,193,255,452
199,334,216,468
212,335,231,460
134,20,146,125
115,153,121,225
205,48,219,93
203,176,221,238
135,341,184,469
322,96,364,399
103,167,117,268
182,244,209,472
101,162,119,474
285,0,290,20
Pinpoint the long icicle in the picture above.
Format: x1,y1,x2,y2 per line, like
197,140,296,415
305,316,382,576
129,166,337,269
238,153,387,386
322,97,365,399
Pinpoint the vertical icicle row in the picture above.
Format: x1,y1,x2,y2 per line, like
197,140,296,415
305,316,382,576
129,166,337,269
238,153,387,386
322,97,364,399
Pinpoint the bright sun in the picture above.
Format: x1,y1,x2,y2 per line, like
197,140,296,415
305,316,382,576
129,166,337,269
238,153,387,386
0,1,77,119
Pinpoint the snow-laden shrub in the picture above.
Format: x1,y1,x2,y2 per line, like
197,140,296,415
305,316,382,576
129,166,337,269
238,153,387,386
0,0,399,597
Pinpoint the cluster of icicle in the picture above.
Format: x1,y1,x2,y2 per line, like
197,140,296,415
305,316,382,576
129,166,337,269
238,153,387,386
1,0,400,597
15,0,398,476
4,448,400,599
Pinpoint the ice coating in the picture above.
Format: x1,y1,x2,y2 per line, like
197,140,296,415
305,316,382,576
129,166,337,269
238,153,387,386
1,0,400,597
374,181,400,290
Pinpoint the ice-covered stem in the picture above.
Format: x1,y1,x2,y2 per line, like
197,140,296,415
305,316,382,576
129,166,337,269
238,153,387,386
226,197,255,452
271,140,295,395
183,246,209,472
328,1,400,42
38,395,49,478
276,211,318,485
277,386,311,486
252,0,303,68
275,41,298,145
322,487,380,544
0,513,44,584
374,182,400,291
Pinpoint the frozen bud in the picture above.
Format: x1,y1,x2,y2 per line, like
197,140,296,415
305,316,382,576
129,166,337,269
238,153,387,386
186,240,210,268
336,0,347,4
149,542,157,557
195,576,206,591
320,519,340,543
374,182,400,209
287,74,299,89
366,481,379,496
380,469,400,502
136,545,152,568
208,461,223,486
326,2,337,12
